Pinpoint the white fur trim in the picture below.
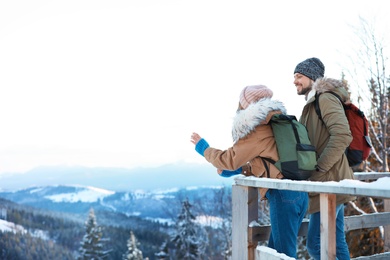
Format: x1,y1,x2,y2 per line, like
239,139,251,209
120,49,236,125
232,98,286,142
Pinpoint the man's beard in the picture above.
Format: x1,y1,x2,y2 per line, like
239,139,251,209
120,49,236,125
298,84,312,96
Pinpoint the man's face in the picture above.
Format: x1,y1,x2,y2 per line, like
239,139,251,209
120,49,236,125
293,73,313,96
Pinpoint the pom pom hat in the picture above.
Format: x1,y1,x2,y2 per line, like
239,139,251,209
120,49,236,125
239,85,273,109
294,57,325,81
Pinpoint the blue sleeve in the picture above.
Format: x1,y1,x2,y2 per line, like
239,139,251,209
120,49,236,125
195,138,210,157
220,168,242,178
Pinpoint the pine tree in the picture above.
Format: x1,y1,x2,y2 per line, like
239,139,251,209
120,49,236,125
78,208,110,260
155,240,169,259
122,230,143,260
171,198,199,259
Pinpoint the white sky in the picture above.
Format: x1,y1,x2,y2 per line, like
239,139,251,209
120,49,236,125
0,0,389,174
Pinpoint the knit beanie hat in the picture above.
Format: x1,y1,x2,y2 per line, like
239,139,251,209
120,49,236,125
294,57,325,81
239,85,273,109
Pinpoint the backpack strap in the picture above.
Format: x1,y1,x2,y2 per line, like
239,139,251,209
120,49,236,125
280,114,301,144
314,91,345,125
314,92,325,125
261,158,272,178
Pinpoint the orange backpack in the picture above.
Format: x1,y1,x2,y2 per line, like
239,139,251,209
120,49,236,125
314,91,372,166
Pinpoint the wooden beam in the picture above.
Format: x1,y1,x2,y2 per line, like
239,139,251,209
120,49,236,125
249,212,390,244
344,212,390,231
320,193,336,260
232,185,258,260
351,252,390,259
353,172,390,181
384,199,390,252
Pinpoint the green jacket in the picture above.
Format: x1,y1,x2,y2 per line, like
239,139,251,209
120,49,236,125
300,78,356,214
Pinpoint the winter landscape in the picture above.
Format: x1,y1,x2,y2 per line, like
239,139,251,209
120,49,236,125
2,0,390,259
0,164,237,259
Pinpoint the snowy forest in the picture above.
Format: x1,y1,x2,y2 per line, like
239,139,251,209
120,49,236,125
0,186,235,260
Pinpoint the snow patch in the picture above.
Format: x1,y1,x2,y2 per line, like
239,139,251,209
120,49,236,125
153,188,179,194
195,215,224,228
249,220,261,227
30,187,45,193
126,212,141,217
152,194,175,200
186,185,223,191
151,188,179,199
0,219,26,234
122,193,130,201
257,246,296,259
30,229,50,240
145,217,174,225
0,219,50,240
45,186,114,203
186,186,199,191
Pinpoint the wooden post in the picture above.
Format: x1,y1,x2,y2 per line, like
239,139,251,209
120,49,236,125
232,184,258,260
320,193,336,260
384,199,390,252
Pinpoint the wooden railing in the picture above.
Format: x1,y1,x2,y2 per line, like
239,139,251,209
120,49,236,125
231,172,390,260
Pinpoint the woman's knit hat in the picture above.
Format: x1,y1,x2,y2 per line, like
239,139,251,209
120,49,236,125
239,85,273,109
294,57,325,81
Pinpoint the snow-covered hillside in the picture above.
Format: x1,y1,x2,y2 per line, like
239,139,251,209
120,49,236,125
0,219,25,233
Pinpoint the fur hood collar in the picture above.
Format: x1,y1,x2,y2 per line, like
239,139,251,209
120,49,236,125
232,98,286,142
313,77,345,93
313,77,350,102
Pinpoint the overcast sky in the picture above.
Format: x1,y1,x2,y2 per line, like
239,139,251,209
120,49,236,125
0,0,388,174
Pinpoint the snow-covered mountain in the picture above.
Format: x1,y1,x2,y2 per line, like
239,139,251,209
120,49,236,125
0,184,230,221
41,185,115,203
0,162,234,192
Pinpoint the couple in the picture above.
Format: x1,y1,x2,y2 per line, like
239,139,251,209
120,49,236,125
190,57,355,259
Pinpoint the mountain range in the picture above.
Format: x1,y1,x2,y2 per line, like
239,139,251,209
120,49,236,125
0,163,235,221
0,163,235,259
0,162,234,192
0,183,231,226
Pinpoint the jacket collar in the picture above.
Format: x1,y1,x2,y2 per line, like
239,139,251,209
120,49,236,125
313,77,350,102
306,77,350,104
314,77,342,93
232,98,286,142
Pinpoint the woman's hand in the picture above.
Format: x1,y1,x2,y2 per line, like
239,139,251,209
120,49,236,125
190,132,202,145
190,132,209,157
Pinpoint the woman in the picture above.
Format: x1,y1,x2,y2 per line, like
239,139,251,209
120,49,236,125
190,84,309,258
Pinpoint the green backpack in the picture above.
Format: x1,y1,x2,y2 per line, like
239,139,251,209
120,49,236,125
261,114,317,180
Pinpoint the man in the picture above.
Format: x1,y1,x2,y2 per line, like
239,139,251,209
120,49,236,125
293,57,356,260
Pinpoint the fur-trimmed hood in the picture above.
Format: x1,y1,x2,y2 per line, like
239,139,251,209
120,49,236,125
313,77,350,102
232,98,286,142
